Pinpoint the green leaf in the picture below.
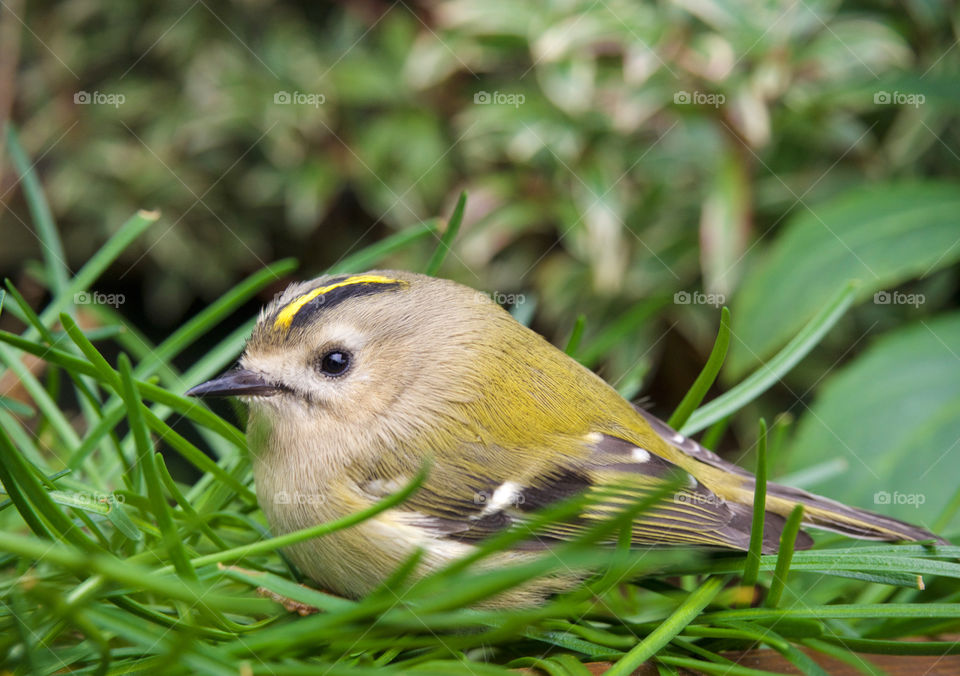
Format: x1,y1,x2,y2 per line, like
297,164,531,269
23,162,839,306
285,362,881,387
729,182,960,377
784,312,960,528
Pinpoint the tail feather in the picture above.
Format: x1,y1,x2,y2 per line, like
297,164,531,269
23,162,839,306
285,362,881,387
635,405,948,547
764,481,948,545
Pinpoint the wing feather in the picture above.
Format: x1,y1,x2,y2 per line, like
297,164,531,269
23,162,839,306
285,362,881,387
382,427,807,553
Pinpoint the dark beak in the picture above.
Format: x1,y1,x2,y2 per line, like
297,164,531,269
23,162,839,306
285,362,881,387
186,368,280,398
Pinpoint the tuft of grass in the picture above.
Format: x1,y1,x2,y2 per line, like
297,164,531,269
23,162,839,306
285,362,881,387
1,130,958,674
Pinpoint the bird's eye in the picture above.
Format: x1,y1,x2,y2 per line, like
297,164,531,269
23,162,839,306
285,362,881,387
318,350,351,377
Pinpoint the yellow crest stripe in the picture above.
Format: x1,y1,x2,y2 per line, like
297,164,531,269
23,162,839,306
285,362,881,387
273,274,403,330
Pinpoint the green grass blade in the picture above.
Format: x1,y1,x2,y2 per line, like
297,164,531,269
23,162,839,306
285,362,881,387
702,603,960,622
424,191,466,276
36,209,161,331
657,655,786,676
0,395,34,416
742,418,768,589
155,453,227,549
0,428,56,539
220,565,356,613
564,314,586,355
0,343,80,449
606,576,727,676
329,221,439,274
0,425,100,550
5,124,69,298
766,504,804,608
137,258,297,376
4,280,57,343
60,313,120,386
117,353,197,575
668,307,730,429
682,281,858,435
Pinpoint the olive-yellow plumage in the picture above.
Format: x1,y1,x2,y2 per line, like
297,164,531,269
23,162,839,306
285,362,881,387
188,270,946,606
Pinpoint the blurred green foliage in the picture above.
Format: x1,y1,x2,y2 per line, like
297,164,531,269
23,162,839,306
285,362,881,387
3,0,959,522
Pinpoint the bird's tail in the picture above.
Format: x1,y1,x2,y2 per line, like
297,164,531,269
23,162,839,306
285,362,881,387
760,480,948,544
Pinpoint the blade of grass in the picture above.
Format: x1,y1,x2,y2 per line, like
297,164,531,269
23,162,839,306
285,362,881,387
702,603,960,622
742,418,768,589
0,429,56,539
136,258,297,377
682,281,858,435
117,353,196,581
424,191,466,276
0,343,81,451
0,425,100,550
800,639,884,676
605,575,727,676
220,565,355,613
657,655,793,676
668,307,730,429
564,314,586,355
328,221,439,274
816,636,960,655
5,124,69,299
155,453,227,549
0,395,33,416
35,210,161,332
766,504,805,608
0,531,274,614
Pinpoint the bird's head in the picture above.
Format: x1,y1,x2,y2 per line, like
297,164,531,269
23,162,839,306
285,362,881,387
187,271,510,435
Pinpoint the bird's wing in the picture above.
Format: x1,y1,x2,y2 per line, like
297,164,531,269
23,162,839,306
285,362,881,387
368,428,800,554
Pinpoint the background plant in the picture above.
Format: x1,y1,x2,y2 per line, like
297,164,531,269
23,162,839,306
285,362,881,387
2,0,960,672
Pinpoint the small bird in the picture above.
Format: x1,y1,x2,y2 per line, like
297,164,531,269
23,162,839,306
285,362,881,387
188,271,945,605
